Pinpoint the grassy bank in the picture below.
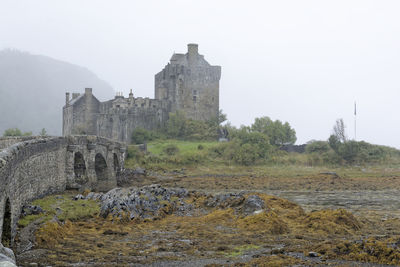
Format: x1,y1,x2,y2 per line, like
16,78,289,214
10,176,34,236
125,139,400,178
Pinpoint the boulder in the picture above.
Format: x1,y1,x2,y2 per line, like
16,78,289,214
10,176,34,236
242,195,265,215
98,185,191,220
0,243,16,267
22,205,43,216
73,194,85,200
133,167,146,176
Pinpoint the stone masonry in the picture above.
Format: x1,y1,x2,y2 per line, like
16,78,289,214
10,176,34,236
63,44,221,143
0,136,126,246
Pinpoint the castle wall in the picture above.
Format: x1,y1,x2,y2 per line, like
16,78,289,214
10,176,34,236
96,97,169,143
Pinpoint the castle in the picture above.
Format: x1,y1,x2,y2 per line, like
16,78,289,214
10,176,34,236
63,44,221,143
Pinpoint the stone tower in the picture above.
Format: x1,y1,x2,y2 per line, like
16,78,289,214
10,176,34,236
154,44,221,121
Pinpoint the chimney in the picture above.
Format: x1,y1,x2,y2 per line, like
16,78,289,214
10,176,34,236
65,92,70,106
188,43,198,55
187,43,198,64
72,93,80,100
129,89,134,100
85,88,92,95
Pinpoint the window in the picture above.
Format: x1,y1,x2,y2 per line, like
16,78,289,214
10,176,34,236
193,90,198,102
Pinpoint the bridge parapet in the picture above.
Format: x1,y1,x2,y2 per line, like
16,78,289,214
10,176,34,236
0,135,126,246
0,136,46,151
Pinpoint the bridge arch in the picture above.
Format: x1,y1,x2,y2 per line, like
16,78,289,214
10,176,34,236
95,153,108,181
74,152,87,185
113,153,121,177
1,198,11,247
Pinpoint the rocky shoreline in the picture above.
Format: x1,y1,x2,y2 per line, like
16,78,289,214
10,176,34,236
6,171,400,266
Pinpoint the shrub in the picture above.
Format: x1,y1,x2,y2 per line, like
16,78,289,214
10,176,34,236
179,152,206,165
127,146,141,159
163,144,179,156
306,141,330,154
232,143,260,165
3,128,32,137
325,138,398,165
208,142,229,157
164,111,219,141
212,131,272,165
131,128,161,144
39,128,48,136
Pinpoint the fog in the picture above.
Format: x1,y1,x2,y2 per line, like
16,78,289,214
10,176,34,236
1,0,400,147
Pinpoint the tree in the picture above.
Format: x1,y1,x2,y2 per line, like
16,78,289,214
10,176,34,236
328,134,340,152
165,111,219,140
306,140,330,154
165,111,187,138
3,128,22,136
40,128,47,136
131,128,154,144
337,141,359,163
251,116,296,146
333,118,347,143
218,109,227,125
3,128,32,137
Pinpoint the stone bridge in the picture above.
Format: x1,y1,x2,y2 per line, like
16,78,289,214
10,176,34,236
0,135,126,247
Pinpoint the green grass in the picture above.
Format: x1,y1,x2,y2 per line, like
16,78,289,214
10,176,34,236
125,140,221,170
146,140,218,155
18,193,100,227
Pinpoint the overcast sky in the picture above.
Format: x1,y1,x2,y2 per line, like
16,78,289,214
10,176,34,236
1,0,400,147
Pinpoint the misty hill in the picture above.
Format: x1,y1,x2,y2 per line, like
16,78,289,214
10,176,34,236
0,49,114,135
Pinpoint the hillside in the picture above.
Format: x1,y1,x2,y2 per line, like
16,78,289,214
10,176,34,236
0,49,114,135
